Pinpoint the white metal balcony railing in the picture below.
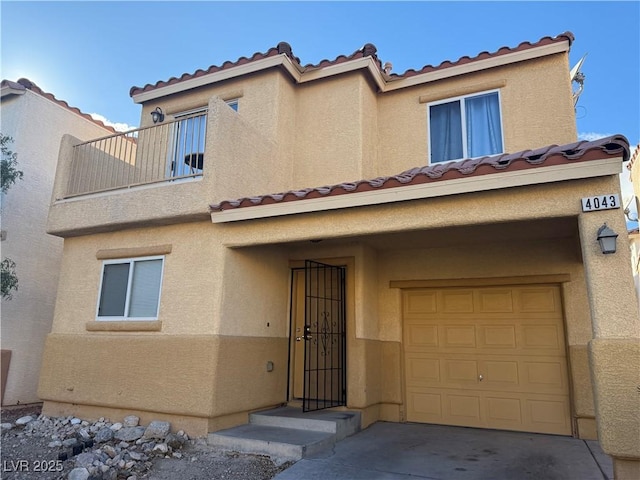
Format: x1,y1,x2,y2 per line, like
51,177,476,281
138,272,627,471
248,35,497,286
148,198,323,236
65,112,207,198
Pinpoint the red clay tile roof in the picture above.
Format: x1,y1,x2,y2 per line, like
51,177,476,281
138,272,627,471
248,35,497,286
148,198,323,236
130,33,573,97
1,78,117,134
210,134,629,213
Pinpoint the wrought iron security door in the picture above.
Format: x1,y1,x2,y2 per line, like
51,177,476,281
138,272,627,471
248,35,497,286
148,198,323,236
302,260,347,412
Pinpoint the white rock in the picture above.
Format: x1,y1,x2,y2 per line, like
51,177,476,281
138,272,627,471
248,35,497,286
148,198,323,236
68,467,90,480
70,418,82,425
63,438,78,447
152,443,168,454
48,440,63,448
128,451,143,461
123,415,139,427
142,420,170,440
110,422,123,431
15,415,34,425
1,423,13,430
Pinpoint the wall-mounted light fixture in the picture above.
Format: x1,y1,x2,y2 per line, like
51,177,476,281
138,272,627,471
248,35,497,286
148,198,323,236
597,223,618,254
150,107,164,124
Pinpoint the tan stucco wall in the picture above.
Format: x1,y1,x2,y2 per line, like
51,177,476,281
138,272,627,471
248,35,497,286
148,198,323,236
378,52,576,175
39,334,288,436
0,90,113,405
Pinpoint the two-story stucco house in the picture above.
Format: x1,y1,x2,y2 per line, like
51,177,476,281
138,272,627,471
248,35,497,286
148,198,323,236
0,79,115,406
40,33,639,477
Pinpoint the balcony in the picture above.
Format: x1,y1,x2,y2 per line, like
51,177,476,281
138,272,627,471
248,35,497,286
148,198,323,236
65,111,207,199
47,97,283,237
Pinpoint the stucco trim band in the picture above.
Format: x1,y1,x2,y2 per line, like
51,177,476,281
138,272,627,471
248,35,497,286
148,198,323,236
211,158,621,223
85,321,162,332
418,79,508,104
389,274,571,289
96,244,172,259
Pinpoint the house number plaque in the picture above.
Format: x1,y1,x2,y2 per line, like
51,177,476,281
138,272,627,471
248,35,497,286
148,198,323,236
581,194,620,212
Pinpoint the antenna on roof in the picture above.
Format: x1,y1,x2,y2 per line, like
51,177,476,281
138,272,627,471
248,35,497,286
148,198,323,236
570,54,587,108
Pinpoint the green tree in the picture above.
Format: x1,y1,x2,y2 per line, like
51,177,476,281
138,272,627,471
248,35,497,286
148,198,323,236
1,133,23,300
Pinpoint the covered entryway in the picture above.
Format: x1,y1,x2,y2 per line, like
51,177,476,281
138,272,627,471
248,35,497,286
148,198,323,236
402,284,571,435
289,261,347,412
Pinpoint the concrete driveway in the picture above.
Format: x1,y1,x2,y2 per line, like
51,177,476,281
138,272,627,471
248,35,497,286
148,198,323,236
273,422,613,480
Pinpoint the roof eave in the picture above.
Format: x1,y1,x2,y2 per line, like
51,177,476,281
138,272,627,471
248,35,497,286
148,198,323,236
132,54,386,104
210,156,623,224
385,39,570,92
133,37,569,104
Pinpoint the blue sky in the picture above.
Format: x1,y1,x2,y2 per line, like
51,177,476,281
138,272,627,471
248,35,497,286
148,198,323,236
2,1,639,220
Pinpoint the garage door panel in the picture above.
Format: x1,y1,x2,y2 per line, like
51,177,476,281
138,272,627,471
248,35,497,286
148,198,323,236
404,323,438,348
482,360,519,385
486,396,523,425
444,359,478,384
443,325,476,348
518,287,558,313
403,284,571,436
440,290,474,313
405,355,440,385
404,291,437,316
407,390,442,420
477,289,514,313
447,394,482,422
521,324,563,351
526,397,571,434
478,325,517,349
523,361,566,392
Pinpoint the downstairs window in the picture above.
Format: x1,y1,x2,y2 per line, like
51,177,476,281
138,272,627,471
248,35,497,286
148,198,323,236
97,256,164,320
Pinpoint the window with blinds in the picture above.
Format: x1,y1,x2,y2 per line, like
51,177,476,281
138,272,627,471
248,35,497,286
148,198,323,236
97,256,164,320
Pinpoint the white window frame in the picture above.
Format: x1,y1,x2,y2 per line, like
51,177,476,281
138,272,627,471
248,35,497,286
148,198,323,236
225,98,239,111
427,88,504,164
96,255,165,321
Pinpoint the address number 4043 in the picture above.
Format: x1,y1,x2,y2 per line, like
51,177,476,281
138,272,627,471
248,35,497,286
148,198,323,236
581,194,620,212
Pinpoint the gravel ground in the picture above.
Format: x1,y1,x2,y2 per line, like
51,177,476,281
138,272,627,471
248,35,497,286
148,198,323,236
1,404,293,480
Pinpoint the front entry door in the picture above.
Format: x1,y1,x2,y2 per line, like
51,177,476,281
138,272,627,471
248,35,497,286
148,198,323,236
291,261,347,412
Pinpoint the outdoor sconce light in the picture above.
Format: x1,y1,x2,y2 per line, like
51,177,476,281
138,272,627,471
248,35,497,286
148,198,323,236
596,223,618,254
150,107,164,124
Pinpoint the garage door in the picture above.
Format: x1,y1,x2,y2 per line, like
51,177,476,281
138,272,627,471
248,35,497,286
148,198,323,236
403,285,571,435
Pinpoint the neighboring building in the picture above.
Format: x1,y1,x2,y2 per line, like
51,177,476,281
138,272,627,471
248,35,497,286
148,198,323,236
628,145,640,306
0,79,115,405
40,33,639,476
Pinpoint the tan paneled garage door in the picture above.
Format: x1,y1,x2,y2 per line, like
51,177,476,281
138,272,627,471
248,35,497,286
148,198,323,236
403,285,571,435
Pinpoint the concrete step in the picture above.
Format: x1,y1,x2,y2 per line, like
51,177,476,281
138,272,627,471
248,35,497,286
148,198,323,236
250,406,360,441
208,406,361,464
208,424,335,464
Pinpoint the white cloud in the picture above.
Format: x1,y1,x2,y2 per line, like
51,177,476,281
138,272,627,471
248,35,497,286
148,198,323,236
89,113,135,133
578,132,615,142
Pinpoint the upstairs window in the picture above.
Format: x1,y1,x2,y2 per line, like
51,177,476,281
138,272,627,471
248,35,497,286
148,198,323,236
428,90,504,163
97,256,164,320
